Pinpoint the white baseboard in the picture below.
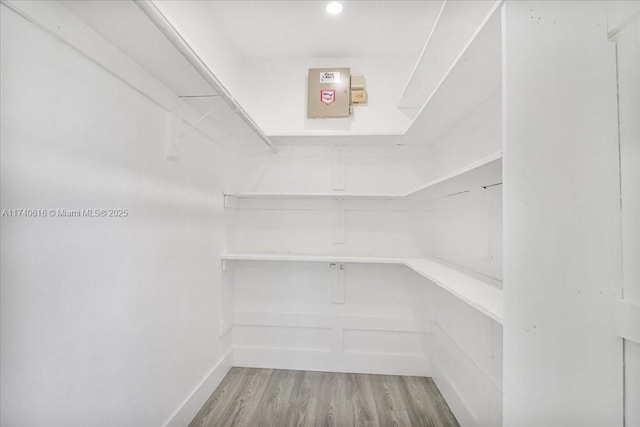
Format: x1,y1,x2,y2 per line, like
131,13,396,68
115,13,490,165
431,322,502,426
432,356,477,427
163,348,233,427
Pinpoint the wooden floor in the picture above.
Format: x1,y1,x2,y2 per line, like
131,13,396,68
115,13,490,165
190,368,460,427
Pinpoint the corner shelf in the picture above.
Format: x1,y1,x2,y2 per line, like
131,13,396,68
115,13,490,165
404,258,503,324
404,151,502,199
224,150,502,202
220,253,503,324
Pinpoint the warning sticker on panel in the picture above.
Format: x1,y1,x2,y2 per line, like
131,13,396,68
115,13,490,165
319,72,340,83
320,89,335,105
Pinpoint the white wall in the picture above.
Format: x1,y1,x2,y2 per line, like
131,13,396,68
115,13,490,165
0,4,230,426
423,187,503,282
226,140,444,260
225,142,435,258
612,11,640,427
229,261,434,376
227,143,434,196
235,56,414,135
227,201,425,258
433,287,502,427
503,2,623,426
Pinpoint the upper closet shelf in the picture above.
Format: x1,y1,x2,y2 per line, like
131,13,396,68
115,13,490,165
402,2,502,145
224,150,502,202
398,0,501,113
221,253,503,324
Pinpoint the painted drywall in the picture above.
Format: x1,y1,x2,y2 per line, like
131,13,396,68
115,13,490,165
235,56,415,135
0,4,229,426
227,143,434,195
225,143,436,258
613,12,640,427
229,262,434,376
433,287,502,427
227,203,425,258
423,188,503,282
503,2,623,426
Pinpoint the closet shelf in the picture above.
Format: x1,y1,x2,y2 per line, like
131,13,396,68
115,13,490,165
403,258,503,324
221,253,405,264
398,1,502,112
403,151,501,199
224,192,402,200
224,151,502,201
220,253,503,324
402,2,502,145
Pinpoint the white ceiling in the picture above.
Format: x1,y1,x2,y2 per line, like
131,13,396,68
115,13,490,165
206,1,443,59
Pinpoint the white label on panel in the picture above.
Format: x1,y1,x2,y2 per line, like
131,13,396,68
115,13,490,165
320,72,340,83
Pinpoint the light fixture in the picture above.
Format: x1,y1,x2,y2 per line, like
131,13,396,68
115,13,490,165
326,2,343,15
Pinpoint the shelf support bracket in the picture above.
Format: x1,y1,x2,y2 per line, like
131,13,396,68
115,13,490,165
166,96,220,161
332,200,346,244
333,143,345,190
165,101,182,161
179,105,218,140
330,263,345,304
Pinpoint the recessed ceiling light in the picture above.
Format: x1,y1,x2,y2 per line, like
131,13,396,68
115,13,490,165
326,2,343,15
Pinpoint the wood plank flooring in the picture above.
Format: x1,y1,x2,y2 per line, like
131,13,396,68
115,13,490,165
190,368,460,427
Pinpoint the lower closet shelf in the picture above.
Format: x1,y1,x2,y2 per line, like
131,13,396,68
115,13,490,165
220,253,503,324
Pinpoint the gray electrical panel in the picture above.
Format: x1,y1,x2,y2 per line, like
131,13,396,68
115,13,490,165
307,67,350,118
